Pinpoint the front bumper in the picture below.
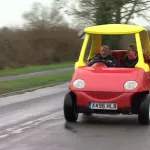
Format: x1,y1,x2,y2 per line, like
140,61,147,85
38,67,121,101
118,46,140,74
74,91,134,110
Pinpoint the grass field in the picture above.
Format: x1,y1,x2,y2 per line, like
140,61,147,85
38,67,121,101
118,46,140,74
0,71,74,94
0,62,74,77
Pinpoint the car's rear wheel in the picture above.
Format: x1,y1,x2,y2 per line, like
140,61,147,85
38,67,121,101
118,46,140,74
138,94,150,125
63,92,78,122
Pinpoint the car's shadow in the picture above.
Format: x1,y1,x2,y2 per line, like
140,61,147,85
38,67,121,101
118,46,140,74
79,113,139,125
64,114,149,133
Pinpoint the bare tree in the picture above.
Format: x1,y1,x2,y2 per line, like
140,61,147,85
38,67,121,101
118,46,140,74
56,0,150,26
55,0,97,28
111,0,150,24
22,2,67,29
55,0,150,49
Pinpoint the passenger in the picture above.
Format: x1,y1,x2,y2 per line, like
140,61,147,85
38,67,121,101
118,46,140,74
143,50,150,63
87,45,118,67
145,55,150,63
121,43,138,68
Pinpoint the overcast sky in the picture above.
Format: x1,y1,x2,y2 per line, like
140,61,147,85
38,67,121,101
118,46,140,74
0,0,149,28
0,0,50,27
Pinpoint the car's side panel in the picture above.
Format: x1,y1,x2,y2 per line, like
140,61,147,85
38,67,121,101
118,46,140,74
145,72,150,91
136,70,150,91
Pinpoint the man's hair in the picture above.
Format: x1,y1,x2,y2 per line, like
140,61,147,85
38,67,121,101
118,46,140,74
101,45,109,50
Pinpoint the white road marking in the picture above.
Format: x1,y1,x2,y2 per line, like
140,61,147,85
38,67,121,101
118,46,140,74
0,110,63,139
0,83,69,107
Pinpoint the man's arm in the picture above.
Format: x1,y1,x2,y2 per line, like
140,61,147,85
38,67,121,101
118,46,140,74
109,55,118,67
113,58,118,67
87,57,99,66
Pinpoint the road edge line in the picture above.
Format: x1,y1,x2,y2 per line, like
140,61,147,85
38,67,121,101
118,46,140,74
0,81,70,98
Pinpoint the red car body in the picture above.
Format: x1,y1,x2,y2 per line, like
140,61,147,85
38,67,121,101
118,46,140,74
63,24,150,125
69,50,150,114
70,66,150,111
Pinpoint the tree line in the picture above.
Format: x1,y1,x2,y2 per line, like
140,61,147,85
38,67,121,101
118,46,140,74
0,0,150,69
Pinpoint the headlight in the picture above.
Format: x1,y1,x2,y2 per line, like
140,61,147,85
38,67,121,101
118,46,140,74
73,79,85,88
124,81,138,90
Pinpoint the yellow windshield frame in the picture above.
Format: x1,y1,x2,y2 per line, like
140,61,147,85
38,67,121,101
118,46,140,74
75,24,150,72
135,33,150,72
84,24,145,35
75,33,90,69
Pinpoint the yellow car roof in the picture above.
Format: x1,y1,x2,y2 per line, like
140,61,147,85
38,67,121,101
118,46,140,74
84,24,146,35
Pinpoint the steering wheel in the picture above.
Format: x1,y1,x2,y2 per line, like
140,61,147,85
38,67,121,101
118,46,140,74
87,58,113,67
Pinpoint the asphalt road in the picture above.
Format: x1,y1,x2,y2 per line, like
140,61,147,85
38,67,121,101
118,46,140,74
0,83,150,150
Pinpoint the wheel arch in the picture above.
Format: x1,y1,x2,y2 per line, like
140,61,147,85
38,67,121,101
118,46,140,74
131,91,149,114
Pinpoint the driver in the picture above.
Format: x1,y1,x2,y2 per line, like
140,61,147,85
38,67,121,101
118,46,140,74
87,45,118,67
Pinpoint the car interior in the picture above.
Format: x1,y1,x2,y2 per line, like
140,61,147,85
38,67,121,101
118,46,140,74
91,49,150,67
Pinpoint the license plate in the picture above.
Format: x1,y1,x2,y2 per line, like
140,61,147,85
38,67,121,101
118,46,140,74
89,102,117,110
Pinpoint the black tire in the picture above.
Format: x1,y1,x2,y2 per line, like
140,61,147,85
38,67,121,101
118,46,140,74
63,92,78,122
138,94,150,125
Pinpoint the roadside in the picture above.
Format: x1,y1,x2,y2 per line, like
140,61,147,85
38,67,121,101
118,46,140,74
0,67,73,81
0,61,74,77
0,70,73,97
0,61,75,97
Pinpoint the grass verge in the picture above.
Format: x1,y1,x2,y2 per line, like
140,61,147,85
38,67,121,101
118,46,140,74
0,61,74,77
0,71,73,95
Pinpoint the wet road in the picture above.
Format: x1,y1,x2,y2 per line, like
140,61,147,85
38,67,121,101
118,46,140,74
0,83,150,150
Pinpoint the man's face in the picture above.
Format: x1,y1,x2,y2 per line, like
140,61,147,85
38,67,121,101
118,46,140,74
100,46,109,57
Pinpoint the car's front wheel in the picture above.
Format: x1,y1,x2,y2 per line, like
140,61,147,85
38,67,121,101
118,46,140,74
138,94,150,125
63,92,78,122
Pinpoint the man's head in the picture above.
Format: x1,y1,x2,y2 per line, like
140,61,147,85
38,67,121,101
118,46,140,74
100,45,110,57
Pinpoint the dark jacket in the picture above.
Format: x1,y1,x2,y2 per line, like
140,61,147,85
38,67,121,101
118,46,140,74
121,54,138,68
87,54,118,67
